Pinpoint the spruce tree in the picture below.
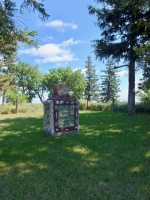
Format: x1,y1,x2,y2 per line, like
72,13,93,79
100,60,120,111
84,55,100,108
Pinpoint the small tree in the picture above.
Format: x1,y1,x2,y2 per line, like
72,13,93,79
100,60,120,111
84,56,100,108
6,91,28,113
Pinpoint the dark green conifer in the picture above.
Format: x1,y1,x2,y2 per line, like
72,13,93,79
84,56,100,108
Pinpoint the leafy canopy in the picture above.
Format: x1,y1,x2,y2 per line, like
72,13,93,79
45,67,86,100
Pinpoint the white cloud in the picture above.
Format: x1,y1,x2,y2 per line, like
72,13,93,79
60,38,81,47
117,70,128,77
73,68,86,74
18,38,81,64
44,20,78,32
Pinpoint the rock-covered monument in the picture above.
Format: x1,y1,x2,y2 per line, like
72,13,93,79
43,83,79,136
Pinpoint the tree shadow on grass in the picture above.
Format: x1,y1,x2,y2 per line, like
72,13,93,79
0,112,150,200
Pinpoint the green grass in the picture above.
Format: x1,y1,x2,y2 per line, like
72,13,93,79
0,111,150,200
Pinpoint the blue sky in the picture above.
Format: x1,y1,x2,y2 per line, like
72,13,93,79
16,0,142,102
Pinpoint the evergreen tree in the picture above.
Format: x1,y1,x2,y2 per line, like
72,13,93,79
88,0,150,115
137,41,150,93
100,60,120,110
84,55,100,108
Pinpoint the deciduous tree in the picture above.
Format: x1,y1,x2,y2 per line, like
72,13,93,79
12,61,43,103
45,67,86,99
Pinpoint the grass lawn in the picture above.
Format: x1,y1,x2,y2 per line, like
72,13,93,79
0,111,150,200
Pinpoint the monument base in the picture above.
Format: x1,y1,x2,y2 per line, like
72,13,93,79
43,129,79,136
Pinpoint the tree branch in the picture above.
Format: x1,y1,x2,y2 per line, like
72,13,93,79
114,65,129,69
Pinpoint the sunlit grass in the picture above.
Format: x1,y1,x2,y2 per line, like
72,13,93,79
0,111,150,199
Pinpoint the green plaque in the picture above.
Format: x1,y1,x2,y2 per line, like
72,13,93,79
57,105,74,128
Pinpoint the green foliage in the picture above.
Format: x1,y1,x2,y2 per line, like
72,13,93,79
20,0,50,21
45,67,86,99
12,62,43,102
6,92,28,105
138,64,150,92
35,75,47,103
137,90,150,104
88,0,150,61
100,60,120,107
84,56,100,107
135,41,150,67
0,54,17,100
0,0,39,61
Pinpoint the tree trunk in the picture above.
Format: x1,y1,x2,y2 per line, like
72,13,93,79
2,93,5,105
28,95,32,103
127,59,135,116
16,96,18,114
87,99,89,109
37,92,43,103
112,97,114,111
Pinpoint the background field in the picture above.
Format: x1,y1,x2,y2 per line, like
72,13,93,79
0,101,150,114
0,111,150,199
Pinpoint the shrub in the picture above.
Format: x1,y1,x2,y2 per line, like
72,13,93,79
79,102,86,110
0,105,11,114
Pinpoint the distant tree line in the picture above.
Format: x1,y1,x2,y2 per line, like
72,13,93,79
1,56,121,108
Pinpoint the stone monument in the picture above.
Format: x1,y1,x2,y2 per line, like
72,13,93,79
43,83,79,136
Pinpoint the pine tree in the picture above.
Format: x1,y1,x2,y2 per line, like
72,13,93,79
84,56,100,108
100,60,120,111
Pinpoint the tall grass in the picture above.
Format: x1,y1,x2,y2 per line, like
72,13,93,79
0,103,43,114
79,101,150,113
0,101,150,114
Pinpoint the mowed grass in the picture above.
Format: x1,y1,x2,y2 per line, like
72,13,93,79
0,111,150,200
